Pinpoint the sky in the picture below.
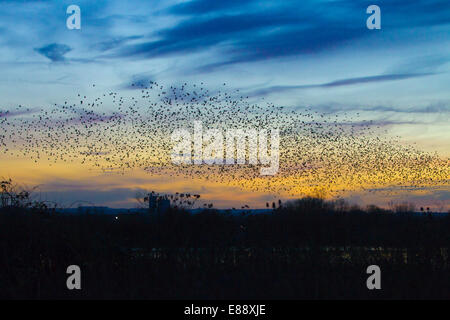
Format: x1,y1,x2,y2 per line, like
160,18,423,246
0,0,449,209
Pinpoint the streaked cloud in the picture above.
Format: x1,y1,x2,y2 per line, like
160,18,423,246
34,43,72,62
250,73,436,96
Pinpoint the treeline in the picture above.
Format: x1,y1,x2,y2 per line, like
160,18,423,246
4,197,443,248
0,198,449,299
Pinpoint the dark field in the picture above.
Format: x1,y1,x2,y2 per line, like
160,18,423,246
1,199,449,299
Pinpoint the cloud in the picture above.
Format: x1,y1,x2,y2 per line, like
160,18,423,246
118,0,450,69
114,11,303,59
319,73,435,87
199,26,366,72
387,55,450,74
0,108,39,118
4,0,449,71
250,73,435,96
310,101,450,114
168,0,253,15
121,73,155,90
92,35,144,52
34,43,72,62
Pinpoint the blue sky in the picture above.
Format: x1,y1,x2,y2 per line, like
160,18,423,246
1,1,449,114
0,0,449,208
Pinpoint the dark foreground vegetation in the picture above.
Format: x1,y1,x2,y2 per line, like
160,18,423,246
0,197,449,299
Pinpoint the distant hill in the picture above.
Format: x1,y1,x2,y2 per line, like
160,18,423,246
58,206,274,215
57,206,447,216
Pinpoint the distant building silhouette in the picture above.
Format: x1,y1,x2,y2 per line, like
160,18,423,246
148,194,170,214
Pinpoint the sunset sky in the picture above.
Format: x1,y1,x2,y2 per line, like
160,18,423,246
0,0,449,209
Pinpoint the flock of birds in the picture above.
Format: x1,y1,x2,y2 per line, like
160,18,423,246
0,81,448,200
